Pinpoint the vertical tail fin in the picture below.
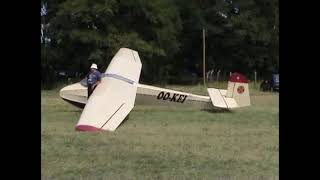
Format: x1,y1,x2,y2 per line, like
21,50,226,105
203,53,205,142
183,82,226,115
226,72,250,107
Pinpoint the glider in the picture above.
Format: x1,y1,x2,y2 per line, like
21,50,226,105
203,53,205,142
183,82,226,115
60,48,250,132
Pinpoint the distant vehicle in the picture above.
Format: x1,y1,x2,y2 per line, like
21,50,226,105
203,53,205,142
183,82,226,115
260,74,279,91
56,70,77,80
58,71,67,77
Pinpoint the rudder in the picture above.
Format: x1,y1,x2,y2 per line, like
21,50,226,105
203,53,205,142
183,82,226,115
226,72,250,107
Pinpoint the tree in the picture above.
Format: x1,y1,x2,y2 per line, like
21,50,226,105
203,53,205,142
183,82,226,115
41,0,279,86
42,0,181,84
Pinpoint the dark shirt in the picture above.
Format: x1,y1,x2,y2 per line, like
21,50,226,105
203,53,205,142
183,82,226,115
87,69,102,85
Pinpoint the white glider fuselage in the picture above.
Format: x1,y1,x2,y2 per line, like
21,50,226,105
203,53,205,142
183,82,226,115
60,81,213,110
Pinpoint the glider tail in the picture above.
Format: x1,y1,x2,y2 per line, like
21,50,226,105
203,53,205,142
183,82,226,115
226,72,250,107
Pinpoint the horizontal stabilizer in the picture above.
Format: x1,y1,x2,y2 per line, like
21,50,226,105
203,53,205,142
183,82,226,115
207,88,239,109
223,97,238,108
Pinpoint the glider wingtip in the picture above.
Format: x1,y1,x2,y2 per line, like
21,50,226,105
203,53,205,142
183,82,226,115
75,125,101,132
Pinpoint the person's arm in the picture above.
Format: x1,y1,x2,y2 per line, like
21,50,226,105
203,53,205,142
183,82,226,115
96,72,102,84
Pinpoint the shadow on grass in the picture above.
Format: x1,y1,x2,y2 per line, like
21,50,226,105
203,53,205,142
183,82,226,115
62,109,83,113
117,114,131,129
202,108,233,114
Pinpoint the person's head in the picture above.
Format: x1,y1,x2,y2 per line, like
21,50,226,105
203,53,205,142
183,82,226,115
90,63,98,71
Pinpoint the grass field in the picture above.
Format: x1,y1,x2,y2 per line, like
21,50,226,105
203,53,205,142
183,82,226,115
41,82,279,180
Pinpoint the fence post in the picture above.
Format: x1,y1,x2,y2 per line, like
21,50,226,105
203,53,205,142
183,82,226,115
206,71,210,82
210,70,214,82
254,70,257,87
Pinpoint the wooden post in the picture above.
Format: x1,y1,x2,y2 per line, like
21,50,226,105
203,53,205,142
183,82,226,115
202,28,206,87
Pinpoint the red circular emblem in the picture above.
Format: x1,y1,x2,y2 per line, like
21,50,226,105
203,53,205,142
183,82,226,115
237,86,245,94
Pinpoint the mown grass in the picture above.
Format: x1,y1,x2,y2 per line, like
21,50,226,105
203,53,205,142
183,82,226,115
41,82,278,180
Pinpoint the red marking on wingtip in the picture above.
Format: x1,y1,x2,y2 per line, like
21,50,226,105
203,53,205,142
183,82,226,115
75,125,101,132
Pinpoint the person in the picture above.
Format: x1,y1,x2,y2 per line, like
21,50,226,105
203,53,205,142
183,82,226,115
86,63,102,98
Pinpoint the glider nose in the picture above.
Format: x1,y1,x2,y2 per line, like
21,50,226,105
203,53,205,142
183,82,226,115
59,84,74,100
59,82,86,98
75,125,101,132
59,83,87,108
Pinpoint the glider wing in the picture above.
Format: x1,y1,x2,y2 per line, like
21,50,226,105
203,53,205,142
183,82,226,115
75,48,142,131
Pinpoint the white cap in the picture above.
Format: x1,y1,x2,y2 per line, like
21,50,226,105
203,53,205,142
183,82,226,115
90,63,98,69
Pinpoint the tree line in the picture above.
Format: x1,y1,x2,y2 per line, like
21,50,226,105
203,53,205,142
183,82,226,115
41,0,278,86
